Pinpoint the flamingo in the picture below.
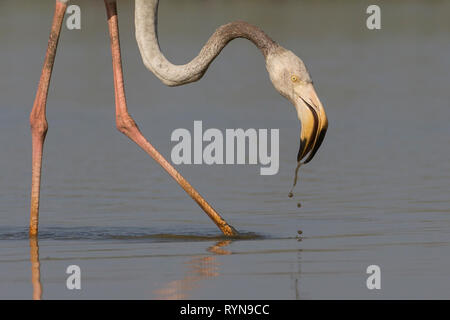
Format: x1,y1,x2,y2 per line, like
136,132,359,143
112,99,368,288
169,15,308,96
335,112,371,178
29,0,328,237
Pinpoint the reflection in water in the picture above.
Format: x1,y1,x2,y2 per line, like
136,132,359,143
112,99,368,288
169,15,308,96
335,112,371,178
26,233,234,300
29,237,42,300
155,241,231,299
293,250,302,300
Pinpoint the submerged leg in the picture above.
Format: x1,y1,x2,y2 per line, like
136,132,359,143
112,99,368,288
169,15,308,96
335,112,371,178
29,0,67,237
104,0,237,236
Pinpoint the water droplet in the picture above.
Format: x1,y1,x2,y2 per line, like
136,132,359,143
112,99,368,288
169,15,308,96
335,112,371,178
297,202,302,208
288,161,302,198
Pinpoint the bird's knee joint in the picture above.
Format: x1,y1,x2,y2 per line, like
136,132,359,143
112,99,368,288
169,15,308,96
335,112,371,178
30,118,48,137
116,114,138,135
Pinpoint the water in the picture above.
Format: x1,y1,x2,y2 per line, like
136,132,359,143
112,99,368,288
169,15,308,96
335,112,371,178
1,0,450,299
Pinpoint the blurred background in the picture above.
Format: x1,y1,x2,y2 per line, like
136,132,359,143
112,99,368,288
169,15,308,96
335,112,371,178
0,0,449,299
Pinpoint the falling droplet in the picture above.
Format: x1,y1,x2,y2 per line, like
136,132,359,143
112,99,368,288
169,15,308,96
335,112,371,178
297,230,303,235
297,202,302,208
288,161,302,198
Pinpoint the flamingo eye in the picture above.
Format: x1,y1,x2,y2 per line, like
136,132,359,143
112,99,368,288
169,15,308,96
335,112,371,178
291,75,299,83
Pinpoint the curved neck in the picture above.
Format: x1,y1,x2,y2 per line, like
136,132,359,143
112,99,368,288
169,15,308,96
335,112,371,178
135,0,278,86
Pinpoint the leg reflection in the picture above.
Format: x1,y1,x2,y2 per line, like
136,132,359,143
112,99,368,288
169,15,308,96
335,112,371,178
29,237,42,300
155,240,231,299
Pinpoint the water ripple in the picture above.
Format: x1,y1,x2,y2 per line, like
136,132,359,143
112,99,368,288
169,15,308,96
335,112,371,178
0,226,265,242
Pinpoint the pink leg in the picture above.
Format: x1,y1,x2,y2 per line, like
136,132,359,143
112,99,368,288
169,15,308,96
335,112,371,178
29,237,42,300
29,0,67,237
104,0,237,236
